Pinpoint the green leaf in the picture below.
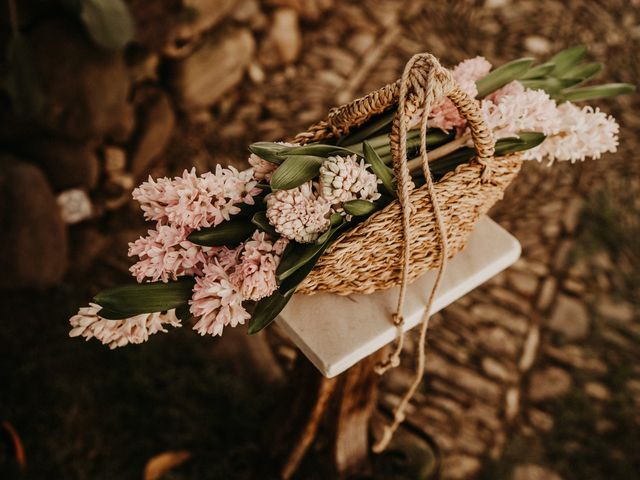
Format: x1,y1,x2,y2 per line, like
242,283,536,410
247,289,294,335
278,222,350,295
549,45,587,77
80,0,135,50
520,77,582,94
315,213,344,243
277,241,326,282
560,83,636,102
188,219,255,246
248,142,289,164
281,144,360,158
561,62,603,83
338,109,395,146
270,155,324,190
251,211,278,236
95,277,195,320
475,57,535,98
363,141,396,197
330,212,343,226
5,33,44,117
343,199,377,217
521,62,556,79
430,132,546,177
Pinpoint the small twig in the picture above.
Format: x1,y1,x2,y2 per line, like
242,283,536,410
280,377,338,480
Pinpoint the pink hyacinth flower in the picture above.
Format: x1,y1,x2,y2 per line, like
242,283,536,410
190,262,251,337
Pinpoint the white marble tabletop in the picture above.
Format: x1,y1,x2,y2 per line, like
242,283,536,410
277,217,521,378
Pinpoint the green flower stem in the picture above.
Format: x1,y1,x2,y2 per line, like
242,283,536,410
406,134,471,172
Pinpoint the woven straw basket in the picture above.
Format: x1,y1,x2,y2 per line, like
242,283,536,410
293,54,523,295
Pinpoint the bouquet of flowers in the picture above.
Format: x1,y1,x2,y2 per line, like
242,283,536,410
69,46,633,350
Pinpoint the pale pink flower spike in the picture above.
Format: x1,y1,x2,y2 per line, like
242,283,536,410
69,304,182,349
190,262,251,337
230,231,288,301
132,167,260,230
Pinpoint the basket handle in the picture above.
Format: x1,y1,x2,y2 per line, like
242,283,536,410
293,56,495,175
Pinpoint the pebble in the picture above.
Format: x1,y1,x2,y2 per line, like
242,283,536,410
528,366,572,402
512,464,564,480
57,189,93,224
548,294,590,341
536,276,557,311
528,408,554,432
171,28,255,109
597,298,635,324
584,382,611,401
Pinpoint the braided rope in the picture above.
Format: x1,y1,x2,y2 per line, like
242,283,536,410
371,53,454,452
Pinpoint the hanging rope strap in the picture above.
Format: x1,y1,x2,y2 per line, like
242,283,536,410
370,53,453,452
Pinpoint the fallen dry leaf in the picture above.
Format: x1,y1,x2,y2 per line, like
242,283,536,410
2,421,26,471
143,450,191,480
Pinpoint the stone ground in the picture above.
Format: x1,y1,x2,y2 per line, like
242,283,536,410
2,0,639,479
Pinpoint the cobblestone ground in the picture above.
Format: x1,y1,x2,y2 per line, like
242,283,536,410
206,1,638,479
4,1,636,478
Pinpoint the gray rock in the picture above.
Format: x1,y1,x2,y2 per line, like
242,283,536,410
171,27,255,110
527,408,554,432
17,137,100,191
597,297,635,324
28,18,133,141
512,464,564,480
173,0,236,45
130,89,176,177
548,294,590,340
584,382,611,401
536,276,557,311
265,8,302,66
528,366,572,402
508,271,539,296
0,157,67,287
442,454,481,479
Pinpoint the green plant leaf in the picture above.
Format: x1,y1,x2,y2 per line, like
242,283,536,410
430,132,546,177
549,45,587,77
315,214,344,243
277,241,326,282
343,199,376,217
281,144,360,158
5,33,44,117
337,109,395,146
363,141,396,197
188,219,255,246
251,211,278,236
247,289,294,334
560,83,636,102
270,155,324,190
248,142,289,164
80,0,135,50
94,277,195,320
520,77,582,94
330,212,343,226
475,57,535,98
561,62,603,83
278,222,351,295
521,62,556,79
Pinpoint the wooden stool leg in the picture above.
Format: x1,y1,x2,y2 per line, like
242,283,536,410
280,372,337,480
330,351,383,477
276,349,386,480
